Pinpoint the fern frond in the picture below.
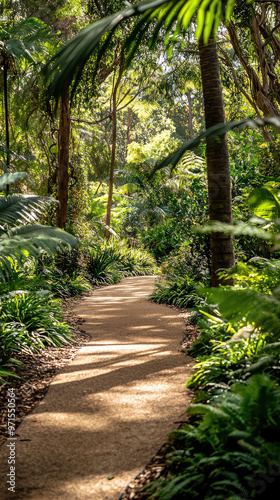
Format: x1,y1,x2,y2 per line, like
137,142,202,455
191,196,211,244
0,194,57,227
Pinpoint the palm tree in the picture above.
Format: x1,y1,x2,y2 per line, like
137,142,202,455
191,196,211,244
198,33,234,285
45,0,238,285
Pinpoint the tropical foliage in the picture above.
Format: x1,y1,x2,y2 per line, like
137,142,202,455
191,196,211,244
1,1,280,498
0,171,77,279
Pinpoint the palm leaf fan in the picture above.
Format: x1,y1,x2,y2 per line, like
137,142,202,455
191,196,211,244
0,225,77,281
45,0,236,99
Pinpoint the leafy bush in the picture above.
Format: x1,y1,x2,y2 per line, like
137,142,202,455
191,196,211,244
0,253,92,299
105,240,157,276
139,220,181,261
85,246,123,285
187,333,279,392
147,375,280,500
150,277,201,309
0,292,72,347
85,241,157,285
0,322,33,382
162,241,210,284
40,267,91,298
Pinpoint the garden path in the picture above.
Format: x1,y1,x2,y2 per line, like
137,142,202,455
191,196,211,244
0,276,193,500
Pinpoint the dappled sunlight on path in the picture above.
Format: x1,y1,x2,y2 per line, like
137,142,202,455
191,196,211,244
0,276,193,500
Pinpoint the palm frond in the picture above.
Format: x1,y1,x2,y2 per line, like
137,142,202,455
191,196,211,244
46,0,236,99
194,221,274,241
0,172,27,191
0,194,57,227
0,225,77,281
150,117,280,176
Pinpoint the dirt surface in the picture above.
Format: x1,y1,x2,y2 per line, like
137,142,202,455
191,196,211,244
0,276,193,500
0,297,91,446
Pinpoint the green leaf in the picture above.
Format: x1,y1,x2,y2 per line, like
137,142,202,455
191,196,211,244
5,39,34,62
225,0,236,24
194,221,274,241
150,117,280,176
46,0,236,99
248,187,280,221
0,172,27,191
0,225,77,280
0,194,57,227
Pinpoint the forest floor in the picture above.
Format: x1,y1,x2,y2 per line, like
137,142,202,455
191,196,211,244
0,276,197,500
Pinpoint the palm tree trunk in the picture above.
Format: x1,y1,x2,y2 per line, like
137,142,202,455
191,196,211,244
57,85,70,230
198,34,235,286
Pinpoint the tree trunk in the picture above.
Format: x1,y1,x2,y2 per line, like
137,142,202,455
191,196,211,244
57,86,70,230
105,60,124,239
3,59,10,193
187,90,193,139
198,34,235,286
127,107,132,146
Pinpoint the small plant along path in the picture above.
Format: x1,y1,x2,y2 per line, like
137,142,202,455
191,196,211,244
0,276,193,500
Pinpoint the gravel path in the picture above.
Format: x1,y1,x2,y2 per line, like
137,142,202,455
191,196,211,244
0,276,193,500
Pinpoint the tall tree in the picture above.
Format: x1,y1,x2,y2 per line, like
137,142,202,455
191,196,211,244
0,19,48,171
199,34,234,285
226,1,280,119
105,54,124,239
46,0,239,284
57,85,70,229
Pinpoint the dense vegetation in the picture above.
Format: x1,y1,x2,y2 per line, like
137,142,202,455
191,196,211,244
1,0,280,498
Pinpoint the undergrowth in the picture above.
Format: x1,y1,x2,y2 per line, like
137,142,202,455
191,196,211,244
145,255,280,500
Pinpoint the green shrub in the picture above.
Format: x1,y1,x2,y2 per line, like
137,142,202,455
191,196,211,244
146,375,280,500
0,322,33,382
85,246,123,285
105,240,157,276
219,258,280,294
163,241,210,284
0,292,72,347
187,333,279,392
40,267,91,298
85,241,157,285
0,254,92,299
150,277,202,309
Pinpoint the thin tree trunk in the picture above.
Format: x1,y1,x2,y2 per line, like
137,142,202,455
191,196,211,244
57,86,70,230
198,34,235,286
105,60,124,239
127,107,132,145
187,90,193,139
94,181,102,196
4,59,10,193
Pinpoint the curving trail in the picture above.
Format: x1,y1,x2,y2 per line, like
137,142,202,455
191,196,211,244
0,276,193,500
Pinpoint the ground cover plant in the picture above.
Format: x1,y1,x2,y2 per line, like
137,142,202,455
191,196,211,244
143,245,280,499
84,240,157,286
0,172,79,381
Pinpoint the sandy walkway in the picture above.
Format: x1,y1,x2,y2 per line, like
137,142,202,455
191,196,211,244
0,276,193,500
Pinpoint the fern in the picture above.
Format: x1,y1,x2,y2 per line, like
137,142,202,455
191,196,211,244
0,173,77,279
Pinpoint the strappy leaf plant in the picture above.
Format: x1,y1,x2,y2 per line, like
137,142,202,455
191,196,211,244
0,172,77,280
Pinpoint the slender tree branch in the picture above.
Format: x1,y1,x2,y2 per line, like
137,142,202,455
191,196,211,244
71,114,111,125
218,46,261,117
